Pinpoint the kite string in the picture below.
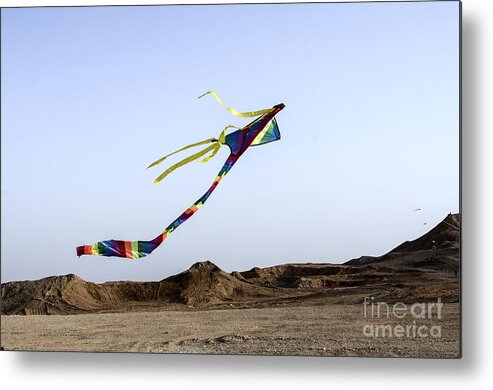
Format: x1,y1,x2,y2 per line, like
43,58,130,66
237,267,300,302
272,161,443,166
283,140,447,227
441,220,460,231
283,139,411,206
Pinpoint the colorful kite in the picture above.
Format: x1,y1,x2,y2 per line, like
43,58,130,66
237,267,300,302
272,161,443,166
76,92,285,259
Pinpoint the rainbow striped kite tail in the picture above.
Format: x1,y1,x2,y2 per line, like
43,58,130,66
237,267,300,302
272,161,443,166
76,236,167,259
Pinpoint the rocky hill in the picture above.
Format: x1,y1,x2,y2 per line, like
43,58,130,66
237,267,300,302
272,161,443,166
345,213,460,269
1,214,460,315
1,261,277,315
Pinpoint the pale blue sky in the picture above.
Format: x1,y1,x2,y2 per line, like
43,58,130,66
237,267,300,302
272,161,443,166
1,1,459,283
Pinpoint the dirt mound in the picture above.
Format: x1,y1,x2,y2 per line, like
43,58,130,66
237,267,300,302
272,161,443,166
1,214,460,315
1,274,121,315
159,261,273,305
1,261,274,315
239,263,364,287
390,213,460,253
346,213,460,268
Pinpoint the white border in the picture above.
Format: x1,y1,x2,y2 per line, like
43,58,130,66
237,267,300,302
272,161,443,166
2,0,492,389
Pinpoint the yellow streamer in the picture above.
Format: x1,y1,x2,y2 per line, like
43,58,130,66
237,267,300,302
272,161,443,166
149,125,240,183
147,137,216,169
197,91,273,118
198,124,238,162
152,143,219,184
148,91,272,184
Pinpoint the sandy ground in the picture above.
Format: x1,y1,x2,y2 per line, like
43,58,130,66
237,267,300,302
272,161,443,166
1,303,460,358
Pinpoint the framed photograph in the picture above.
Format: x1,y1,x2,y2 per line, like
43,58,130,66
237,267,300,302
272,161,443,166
1,0,461,358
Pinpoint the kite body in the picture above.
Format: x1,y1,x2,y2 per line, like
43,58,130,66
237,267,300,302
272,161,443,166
76,96,284,259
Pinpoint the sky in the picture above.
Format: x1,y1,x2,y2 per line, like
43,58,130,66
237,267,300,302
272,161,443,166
1,1,460,283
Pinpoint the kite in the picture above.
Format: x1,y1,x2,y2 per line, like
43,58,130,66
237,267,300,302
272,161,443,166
76,92,285,259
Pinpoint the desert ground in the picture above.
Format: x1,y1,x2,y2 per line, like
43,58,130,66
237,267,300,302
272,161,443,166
1,303,459,357
1,213,460,357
